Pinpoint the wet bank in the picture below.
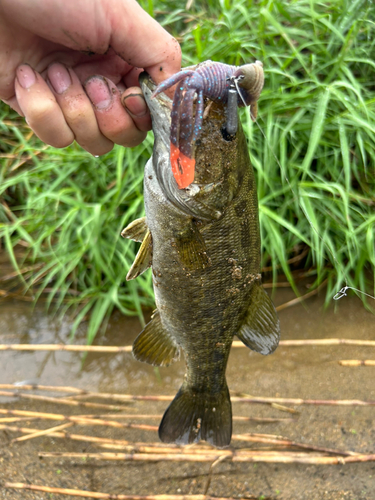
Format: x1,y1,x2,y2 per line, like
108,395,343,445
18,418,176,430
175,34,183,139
0,287,374,500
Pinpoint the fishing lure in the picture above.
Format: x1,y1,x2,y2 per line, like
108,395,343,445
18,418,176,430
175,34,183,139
152,60,264,189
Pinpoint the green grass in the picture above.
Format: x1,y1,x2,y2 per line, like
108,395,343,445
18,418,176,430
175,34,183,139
1,0,374,341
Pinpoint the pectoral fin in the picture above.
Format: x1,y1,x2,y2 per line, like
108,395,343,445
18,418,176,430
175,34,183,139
237,283,280,355
174,220,210,270
121,217,148,242
133,310,180,366
126,229,152,281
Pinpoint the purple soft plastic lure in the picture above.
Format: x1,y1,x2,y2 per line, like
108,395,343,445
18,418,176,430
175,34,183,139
151,60,264,189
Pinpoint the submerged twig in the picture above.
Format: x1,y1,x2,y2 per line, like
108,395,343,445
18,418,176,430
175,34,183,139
0,417,38,423
276,339,375,347
229,396,375,406
0,384,83,393
4,423,347,456
204,455,229,495
275,279,328,311
0,264,44,282
0,389,129,411
11,422,73,444
37,451,375,464
1,388,373,407
0,424,152,449
0,409,158,431
338,360,375,367
79,413,294,424
4,483,244,500
0,344,132,352
1,337,374,353
262,281,292,288
0,289,35,301
230,391,298,414
231,433,357,456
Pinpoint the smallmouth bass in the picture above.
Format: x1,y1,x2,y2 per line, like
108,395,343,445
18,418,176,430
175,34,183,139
122,71,280,448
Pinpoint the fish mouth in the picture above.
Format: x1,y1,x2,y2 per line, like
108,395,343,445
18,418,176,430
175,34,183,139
139,72,223,222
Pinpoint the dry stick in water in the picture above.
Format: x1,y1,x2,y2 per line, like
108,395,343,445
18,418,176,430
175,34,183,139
67,393,375,407
4,483,244,500
204,455,229,495
274,278,328,311
339,360,375,367
0,390,374,407
0,409,158,431
0,422,356,457
78,413,294,424
37,451,375,464
0,424,159,449
231,433,357,456
230,391,297,414
11,422,73,444
229,396,375,406
0,417,39,423
0,390,129,411
1,383,296,414
1,424,248,453
0,344,132,352
1,337,374,352
276,339,375,347
0,384,83,393
0,423,358,457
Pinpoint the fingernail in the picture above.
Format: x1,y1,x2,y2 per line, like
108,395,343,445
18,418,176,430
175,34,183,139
48,63,72,94
16,64,36,89
122,93,148,117
84,76,112,110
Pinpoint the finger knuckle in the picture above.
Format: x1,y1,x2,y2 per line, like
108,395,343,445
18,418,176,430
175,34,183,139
48,136,74,149
26,101,58,127
120,130,147,148
86,143,114,156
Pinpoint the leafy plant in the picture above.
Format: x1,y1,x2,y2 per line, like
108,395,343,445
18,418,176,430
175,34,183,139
1,0,374,342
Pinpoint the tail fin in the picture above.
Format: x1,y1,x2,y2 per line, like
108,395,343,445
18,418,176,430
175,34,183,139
158,383,232,448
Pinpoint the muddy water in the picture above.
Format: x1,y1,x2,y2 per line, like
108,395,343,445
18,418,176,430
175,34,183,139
0,287,375,500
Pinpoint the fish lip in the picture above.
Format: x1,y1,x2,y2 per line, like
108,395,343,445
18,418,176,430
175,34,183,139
139,72,172,114
139,71,173,154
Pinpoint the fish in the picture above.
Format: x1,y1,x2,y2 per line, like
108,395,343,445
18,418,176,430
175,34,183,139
121,69,280,448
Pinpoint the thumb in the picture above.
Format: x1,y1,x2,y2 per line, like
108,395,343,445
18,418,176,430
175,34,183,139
108,0,181,85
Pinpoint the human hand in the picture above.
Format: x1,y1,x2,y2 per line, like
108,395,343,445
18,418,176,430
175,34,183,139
0,0,181,155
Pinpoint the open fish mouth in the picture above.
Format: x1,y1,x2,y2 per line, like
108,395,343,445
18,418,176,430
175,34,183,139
139,72,224,222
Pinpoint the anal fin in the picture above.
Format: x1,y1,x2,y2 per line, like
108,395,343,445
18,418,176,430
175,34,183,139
126,229,152,281
237,282,280,355
121,217,148,242
133,310,180,367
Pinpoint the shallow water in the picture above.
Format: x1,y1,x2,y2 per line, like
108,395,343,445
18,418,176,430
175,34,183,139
0,286,374,500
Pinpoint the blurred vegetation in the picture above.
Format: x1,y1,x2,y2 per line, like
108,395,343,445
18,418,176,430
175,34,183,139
1,0,374,341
